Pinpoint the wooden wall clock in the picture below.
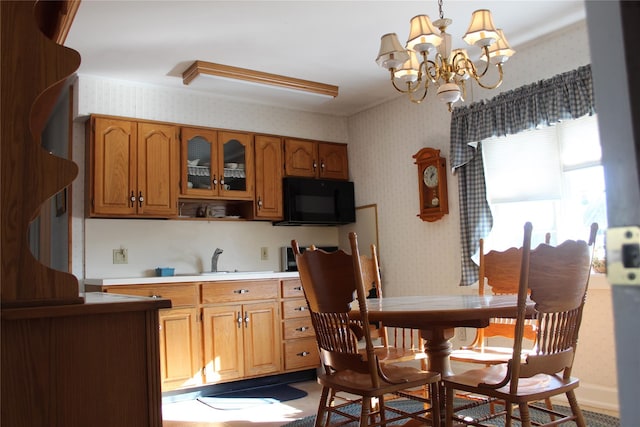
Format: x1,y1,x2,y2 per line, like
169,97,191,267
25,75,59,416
413,147,449,222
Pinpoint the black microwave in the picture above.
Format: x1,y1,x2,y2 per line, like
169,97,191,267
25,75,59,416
274,177,356,226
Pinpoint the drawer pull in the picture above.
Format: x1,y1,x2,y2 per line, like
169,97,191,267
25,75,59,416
293,286,302,291
233,289,250,294
296,326,309,332
297,351,311,357
149,294,162,299
294,306,307,311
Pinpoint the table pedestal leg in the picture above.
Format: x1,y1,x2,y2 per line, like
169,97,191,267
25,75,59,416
420,327,456,377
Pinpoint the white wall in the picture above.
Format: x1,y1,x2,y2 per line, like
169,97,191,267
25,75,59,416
347,20,618,411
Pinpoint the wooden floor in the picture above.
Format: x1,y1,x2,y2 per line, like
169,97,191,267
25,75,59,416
162,380,322,427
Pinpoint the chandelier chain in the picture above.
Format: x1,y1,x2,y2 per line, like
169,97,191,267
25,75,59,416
438,0,444,20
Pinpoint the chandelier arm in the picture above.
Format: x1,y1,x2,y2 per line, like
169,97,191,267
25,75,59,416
473,46,492,78
390,77,425,94
408,85,429,104
472,63,504,90
424,59,441,83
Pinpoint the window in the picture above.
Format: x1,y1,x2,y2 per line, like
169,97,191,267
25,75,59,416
481,115,607,256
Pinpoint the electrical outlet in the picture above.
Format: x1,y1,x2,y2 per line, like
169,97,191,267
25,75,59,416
260,247,269,261
113,248,128,264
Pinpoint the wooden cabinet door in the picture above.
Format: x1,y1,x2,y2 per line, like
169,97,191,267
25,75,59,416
254,135,283,220
202,304,244,382
243,301,281,377
284,138,317,178
158,307,202,391
90,117,137,216
137,122,178,216
180,127,218,197
218,131,254,200
318,142,349,180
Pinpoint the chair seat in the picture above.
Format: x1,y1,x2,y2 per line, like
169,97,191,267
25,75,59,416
318,363,440,397
450,347,534,364
445,364,580,401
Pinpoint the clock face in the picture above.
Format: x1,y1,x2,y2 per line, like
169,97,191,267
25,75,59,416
423,165,439,188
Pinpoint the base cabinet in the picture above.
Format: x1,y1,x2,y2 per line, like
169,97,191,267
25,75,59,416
86,277,316,393
202,301,280,383
280,279,320,371
159,308,202,390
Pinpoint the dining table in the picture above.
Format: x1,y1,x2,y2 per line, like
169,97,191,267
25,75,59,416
356,294,532,378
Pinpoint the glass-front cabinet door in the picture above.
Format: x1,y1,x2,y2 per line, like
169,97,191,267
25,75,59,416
180,127,254,201
218,131,254,200
181,127,218,197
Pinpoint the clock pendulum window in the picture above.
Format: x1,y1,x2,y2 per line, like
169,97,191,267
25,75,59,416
413,148,449,222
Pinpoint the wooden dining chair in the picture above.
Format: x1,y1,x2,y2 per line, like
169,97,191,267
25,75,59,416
451,223,597,366
360,244,427,368
292,232,441,427
444,222,593,427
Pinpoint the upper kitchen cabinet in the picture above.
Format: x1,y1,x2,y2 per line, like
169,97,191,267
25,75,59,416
180,127,254,201
284,138,348,180
87,116,179,218
254,135,283,220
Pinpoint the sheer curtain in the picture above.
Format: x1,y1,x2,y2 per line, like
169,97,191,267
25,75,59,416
450,64,595,286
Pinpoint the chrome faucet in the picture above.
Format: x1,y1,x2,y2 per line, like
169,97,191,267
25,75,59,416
211,248,224,272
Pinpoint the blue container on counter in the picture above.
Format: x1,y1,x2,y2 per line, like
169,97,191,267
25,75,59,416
155,267,175,277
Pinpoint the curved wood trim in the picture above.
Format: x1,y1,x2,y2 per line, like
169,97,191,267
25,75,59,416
1,1,82,306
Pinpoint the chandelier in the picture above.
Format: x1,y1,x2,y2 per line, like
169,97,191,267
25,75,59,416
375,0,515,111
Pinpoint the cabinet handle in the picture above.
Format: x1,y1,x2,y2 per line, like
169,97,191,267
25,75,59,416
237,313,243,328
294,306,307,311
130,191,136,207
149,294,162,299
312,161,317,170
244,311,249,328
297,351,310,357
296,326,309,332
212,175,217,188
233,289,249,294
138,191,144,207
320,161,325,170
293,286,302,291
257,197,262,209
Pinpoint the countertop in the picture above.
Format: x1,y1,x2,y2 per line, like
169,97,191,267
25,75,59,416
85,271,300,286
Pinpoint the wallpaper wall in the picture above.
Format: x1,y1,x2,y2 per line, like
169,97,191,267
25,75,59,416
70,20,617,410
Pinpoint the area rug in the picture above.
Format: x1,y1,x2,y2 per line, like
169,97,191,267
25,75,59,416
282,398,619,426
197,384,308,410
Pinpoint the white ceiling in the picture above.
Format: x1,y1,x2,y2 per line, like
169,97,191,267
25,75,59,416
65,0,586,117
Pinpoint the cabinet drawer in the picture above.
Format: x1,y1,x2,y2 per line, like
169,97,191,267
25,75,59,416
283,318,315,340
281,299,310,319
281,279,304,298
284,338,320,370
201,280,278,304
104,284,198,307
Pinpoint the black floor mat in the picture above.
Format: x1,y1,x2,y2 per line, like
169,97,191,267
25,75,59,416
197,384,308,410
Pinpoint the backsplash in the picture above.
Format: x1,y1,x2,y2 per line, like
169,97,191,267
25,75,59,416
83,218,338,279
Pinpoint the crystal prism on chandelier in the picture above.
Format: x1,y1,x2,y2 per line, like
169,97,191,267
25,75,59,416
376,0,515,111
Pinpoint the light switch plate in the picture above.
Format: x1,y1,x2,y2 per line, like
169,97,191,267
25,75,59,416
113,248,128,264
